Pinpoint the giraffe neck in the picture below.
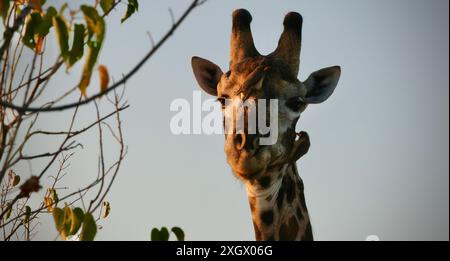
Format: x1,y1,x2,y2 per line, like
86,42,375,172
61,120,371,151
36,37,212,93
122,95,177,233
245,163,313,241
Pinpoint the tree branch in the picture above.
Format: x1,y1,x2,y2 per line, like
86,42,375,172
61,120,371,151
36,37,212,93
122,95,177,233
0,0,206,113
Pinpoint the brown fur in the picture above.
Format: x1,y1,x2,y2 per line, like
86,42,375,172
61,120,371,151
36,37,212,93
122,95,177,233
191,9,341,241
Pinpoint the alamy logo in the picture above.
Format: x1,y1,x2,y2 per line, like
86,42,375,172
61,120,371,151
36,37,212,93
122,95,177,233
170,91,279,145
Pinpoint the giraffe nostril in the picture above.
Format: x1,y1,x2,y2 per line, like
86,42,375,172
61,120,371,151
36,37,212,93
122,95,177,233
235,134,261,152
235,133,246,151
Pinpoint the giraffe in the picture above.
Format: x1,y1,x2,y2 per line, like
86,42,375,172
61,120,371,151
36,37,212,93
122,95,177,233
191,9,341,241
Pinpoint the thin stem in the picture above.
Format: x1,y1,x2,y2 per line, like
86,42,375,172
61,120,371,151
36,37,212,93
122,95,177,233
0,0,206,113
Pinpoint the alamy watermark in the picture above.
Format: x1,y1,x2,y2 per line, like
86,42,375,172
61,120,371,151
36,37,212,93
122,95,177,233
170,91,279,145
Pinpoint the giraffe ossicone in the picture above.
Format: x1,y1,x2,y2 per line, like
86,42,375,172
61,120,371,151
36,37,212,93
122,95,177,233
191,9,341,241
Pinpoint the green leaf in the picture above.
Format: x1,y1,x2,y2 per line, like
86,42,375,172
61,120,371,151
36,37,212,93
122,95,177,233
69,207,84,236
68,23,85,67
52,207,64,233
35,6,57,37
81,5,105,42
22,13,43,49
4,203,12,220
121,0,138,23
171,227,185,241
23,206,31,224
100,0,115,15
78,5,105,95
52,16,69,59
80,213,97,241
50,188,59,205
52,205,74,240
21,7,56,52
79,42,101,96
53,206,71,240
0,0,10,24
61,205,72,239
59,3,68,15
160,227,169,241
44,6,57,20
151,228,160,241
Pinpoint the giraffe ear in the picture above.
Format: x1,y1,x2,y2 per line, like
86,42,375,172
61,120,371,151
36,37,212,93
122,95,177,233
303,66,341,104
191,56,223,96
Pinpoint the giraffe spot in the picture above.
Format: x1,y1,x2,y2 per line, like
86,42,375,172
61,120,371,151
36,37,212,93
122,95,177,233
277,187,285,209
279,224,288,241
279,216,299,241
282,175,295,203
296,206,304,221
299,189,307,211
253,221,262,240
286,183,295,203
301,222,314,241
257,176,271,189
260,210,274,226
297,179,304,192
297,179,308,210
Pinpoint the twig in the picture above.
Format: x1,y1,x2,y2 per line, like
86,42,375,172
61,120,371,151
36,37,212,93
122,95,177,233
0,0,206,112
146,31,155,47
0,7,31,60
102,0,123,18
20,142,82,160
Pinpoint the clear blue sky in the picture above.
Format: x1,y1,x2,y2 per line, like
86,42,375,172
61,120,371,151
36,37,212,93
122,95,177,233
13,0,449,240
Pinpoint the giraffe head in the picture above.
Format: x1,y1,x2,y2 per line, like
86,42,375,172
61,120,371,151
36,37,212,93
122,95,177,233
191,9,340,180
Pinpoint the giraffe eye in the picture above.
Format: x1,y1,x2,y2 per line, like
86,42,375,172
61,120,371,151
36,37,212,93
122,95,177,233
217,97,227,109
286,97,306,112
